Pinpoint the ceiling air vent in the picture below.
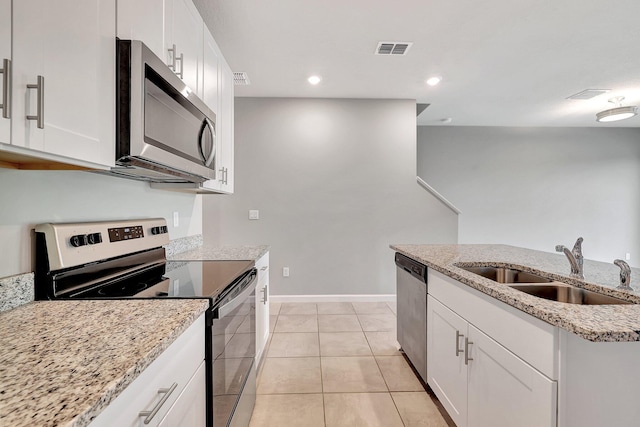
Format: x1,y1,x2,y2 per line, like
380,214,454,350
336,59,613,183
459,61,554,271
566,89,610,100
375,41,413,55
233,72,251,85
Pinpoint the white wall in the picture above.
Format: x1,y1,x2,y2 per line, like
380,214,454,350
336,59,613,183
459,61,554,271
417,126,640,266
0,170,202,277
204,98,458,296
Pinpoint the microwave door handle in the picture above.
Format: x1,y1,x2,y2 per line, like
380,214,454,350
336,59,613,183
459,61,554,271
216,279,256,319
199,118,216,167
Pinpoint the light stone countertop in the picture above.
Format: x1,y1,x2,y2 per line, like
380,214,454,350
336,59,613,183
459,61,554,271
0,299,209,427
168,245,270,262
391,244,640,342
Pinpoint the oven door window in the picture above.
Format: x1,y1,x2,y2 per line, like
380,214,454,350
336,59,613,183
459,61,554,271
212,285,256,427
143,66,215,167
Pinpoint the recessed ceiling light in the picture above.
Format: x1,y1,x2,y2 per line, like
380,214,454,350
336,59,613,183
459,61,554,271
426,76,441,86
596,96,638,123
308,75,322,85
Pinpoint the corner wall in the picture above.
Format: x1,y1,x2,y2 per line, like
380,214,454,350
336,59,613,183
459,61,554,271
204,98,458,296
417,126,640,266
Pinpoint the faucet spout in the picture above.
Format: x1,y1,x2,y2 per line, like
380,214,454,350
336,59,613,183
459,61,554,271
555,237,584,279
614,259,632,291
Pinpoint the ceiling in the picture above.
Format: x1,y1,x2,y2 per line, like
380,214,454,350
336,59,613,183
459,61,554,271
193,0,640,127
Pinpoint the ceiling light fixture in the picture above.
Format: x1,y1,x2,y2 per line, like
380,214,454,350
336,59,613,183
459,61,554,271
308,75,322,85
426,76,441,86
596,96,638,123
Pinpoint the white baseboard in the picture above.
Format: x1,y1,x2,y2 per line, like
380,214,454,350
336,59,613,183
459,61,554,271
269,294,396,303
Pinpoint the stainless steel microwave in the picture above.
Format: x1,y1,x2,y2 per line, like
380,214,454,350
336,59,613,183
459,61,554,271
109,39,216,183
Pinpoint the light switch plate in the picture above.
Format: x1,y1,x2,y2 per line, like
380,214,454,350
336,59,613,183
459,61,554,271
249,210,260,220
173,211,179,227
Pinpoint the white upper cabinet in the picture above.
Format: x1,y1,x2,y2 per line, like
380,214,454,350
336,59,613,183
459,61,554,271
217,57,234,193
0,0,10,145
202,27,220,114
10,0,115,167
165,0,203,93
116,0,165,59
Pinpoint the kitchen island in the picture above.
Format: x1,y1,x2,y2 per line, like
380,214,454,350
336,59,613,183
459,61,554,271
0,299,208,427
391,244,640,427
392,244,640,342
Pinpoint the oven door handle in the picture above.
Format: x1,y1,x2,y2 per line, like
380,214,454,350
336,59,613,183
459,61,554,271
215,278,256,319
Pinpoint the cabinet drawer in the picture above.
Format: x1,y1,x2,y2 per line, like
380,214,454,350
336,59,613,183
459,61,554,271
429,270,558,379
90,314,205,427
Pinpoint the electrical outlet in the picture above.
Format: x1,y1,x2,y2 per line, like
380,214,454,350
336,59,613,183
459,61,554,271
283,267,290,277
249,210,260,220
626,253,631,261
173,211,179,227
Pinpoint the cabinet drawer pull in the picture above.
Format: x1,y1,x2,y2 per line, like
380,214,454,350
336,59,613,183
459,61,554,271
262,285,268,304
26,75,44,129
455,330,464,357
464,338,473,365
139,382,178,424
260,266,268,271
0,58,11,119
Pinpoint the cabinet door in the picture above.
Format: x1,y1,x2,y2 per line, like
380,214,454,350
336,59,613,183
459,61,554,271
12,0,115,167
158,361,206,427
427,295,468,427
116,0,165,60
217,58,234,193
201,26,219,112
165,0,202,92
467,325,557,427
0,0,10,144
255,253,270,363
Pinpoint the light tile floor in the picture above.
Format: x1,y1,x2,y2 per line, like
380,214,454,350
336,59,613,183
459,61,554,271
249,302,451,427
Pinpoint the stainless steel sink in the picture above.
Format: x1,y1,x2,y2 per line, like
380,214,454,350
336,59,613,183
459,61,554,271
457,264,633,305
458,266,552,284
509,284,632,305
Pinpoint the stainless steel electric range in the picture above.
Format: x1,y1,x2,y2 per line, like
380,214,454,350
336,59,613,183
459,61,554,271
34,218,256,427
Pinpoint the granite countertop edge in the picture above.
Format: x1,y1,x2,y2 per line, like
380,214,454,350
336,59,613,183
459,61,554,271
391,244,640,343
167,245,270,262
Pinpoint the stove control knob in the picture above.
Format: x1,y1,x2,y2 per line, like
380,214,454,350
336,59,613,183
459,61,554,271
87,232,103,245
70,234,88,247
151,226,161,235
161,226,168,233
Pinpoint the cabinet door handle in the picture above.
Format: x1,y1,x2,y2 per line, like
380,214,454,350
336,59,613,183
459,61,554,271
262,285,268,304
455,330,464,357
464,338,473,365
176,52,184,79
224,167,228,184
168,44,178,71
0,58,11,119
26,76,44,129
139,382,178,424
260,266,268,271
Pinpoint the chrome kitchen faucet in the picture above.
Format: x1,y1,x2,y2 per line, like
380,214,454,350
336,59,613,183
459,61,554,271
555,237,584,279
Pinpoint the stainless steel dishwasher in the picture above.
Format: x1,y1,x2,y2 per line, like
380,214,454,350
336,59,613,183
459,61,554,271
395,252,428,383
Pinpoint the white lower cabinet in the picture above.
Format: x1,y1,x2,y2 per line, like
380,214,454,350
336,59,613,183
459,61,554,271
158,361,206,427
428,293,557,427
428,295,468,427
255,252,270,364
467,325,556,427
90,314,205,427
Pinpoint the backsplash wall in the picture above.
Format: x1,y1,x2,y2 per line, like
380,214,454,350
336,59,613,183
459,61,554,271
0,169,203,278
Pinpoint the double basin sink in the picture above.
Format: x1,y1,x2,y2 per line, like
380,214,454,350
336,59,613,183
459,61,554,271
457,265,631,305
